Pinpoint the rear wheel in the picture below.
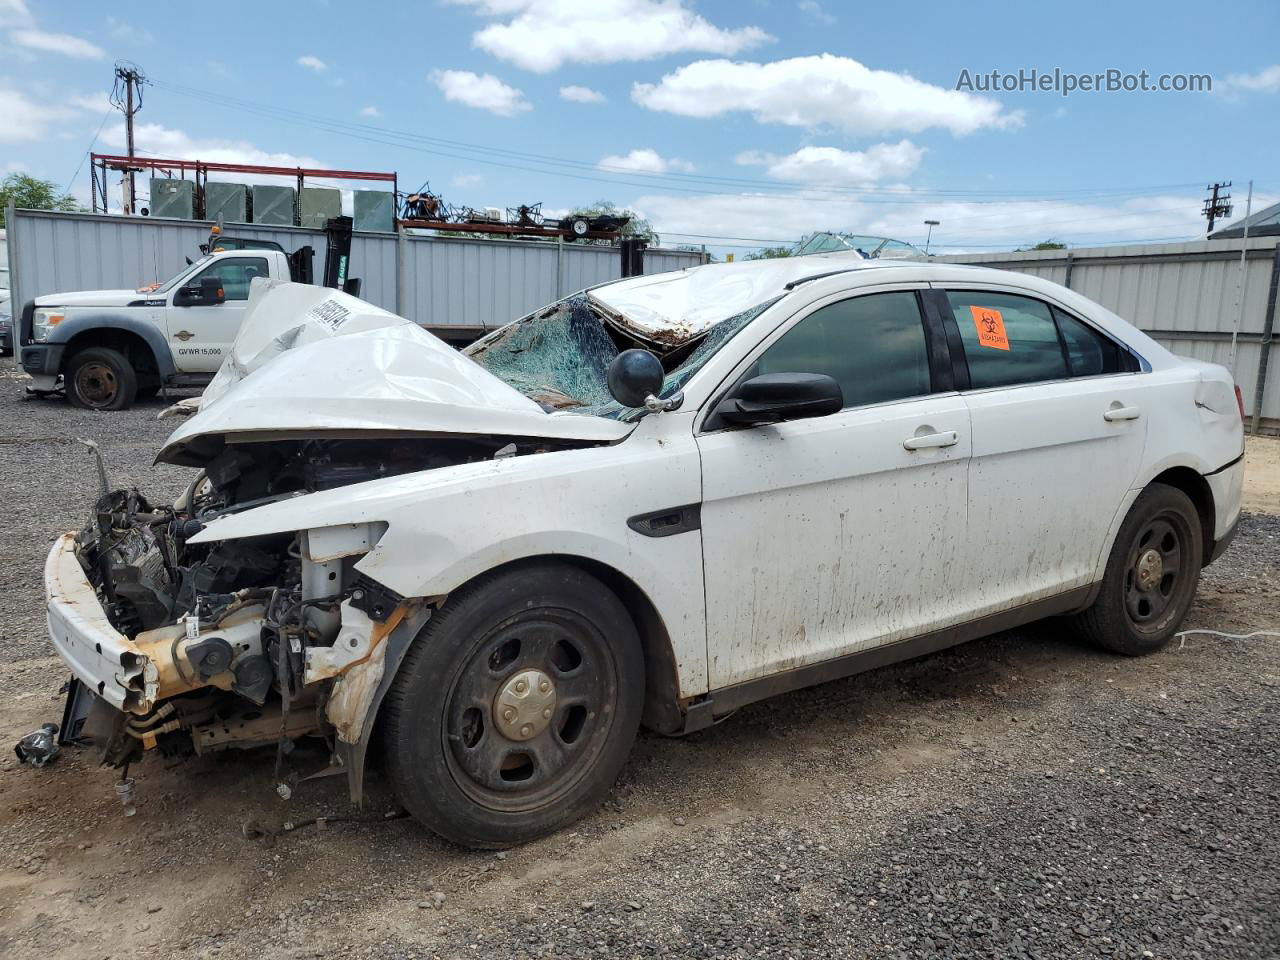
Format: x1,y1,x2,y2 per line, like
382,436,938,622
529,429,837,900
66,347,137,410
383,563,643,848
1072,483,1202,655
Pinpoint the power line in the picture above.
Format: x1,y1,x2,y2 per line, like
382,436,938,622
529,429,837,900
145,77,1206,207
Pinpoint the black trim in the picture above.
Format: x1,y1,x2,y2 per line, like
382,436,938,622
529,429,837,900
919,289,958,393
929,289,972,390
697,585,1095,720
18,300,34,344
784,268,860,290
627,504,702,538
1208,518,1238,566
1204,451,1245,477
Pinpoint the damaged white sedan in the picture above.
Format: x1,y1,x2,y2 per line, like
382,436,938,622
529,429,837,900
46,253,1244,847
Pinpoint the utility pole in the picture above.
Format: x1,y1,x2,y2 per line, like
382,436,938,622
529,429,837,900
1203,181,1232,235
110,62,147,214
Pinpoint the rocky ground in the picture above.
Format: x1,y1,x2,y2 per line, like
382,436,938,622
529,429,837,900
0,358,1277,960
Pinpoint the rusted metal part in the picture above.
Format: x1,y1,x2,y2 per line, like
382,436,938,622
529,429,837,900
324,600,416,742
305,600,410,683
191,699,320,754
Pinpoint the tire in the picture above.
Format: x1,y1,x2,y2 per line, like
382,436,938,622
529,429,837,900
1072,483,1203,656
383,562,644,848
570,217,590,238
66,347,138,411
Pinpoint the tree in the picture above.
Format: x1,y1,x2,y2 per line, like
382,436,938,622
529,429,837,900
745,246,793,260
566,200,658,245
0,174,79,226
1016,238,1067,251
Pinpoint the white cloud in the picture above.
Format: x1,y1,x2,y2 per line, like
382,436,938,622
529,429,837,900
431,69,531,116
10,29,104,58
798,0,835,24
736,140,924,185
360,105,381,117
0,0,32,25
452,173,483,188
66,91,115,114
1223,64,1280,93
451,0,772,73
101,122,324,194
106,16,152,42
0,83,74,142
632,189,1257,254
599,148,694,174
297,55,327,71
633,54,1022,136
559,84,605,104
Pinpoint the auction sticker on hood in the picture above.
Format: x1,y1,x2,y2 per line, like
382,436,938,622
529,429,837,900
969,306,1010,351
307,298,352,331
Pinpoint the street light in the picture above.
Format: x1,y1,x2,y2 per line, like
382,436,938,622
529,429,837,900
923,220,940,255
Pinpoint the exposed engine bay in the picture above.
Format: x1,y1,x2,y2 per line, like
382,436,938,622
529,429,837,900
71,434,568,779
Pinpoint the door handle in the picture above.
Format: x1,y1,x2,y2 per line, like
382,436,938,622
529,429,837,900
903,430,959,451
1103,405,1141,422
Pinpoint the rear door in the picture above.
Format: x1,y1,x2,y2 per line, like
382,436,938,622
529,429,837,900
166,256,267,372
697,286,972,689
937,287,1148,617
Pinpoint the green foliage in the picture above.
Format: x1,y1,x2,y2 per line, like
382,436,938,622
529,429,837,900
566,200,659,245
745,246,794,260
1016,238,1067,251
0,173,79,226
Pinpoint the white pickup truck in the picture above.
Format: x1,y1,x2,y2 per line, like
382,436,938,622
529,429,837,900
17,246,297,409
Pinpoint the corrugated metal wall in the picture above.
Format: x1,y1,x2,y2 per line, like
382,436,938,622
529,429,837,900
937,238,1280,429
5,209,705,334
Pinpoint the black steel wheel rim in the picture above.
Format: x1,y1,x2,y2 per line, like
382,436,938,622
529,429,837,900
75,362,117,407
442,608,618,813
1123,510,1191,631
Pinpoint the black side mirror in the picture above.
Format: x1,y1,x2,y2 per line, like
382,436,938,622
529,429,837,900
176,276,226,306
717,372,843,426
607,349,664,407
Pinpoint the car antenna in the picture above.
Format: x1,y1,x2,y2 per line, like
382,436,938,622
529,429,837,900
77,439,112,496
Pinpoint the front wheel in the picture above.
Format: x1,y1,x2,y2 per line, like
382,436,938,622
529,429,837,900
1072,483,1203,655
66,347,138,410
382,563,644,848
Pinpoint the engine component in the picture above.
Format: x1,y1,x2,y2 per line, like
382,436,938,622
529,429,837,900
233,655,274,705
14,723,60,767
176,541,280,613
186,636,234,680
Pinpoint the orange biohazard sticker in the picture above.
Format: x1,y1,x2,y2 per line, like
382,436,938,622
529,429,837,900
969,306,1010,350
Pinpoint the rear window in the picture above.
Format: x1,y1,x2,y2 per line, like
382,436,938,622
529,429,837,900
946,291,1069,389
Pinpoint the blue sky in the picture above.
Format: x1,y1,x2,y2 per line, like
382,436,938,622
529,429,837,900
2,0,1277,255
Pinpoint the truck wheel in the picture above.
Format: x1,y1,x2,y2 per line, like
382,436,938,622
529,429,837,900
66,347,138,411
1071,483,1203,656
383,563,644,848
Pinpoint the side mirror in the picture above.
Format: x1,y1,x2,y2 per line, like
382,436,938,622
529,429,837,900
607,349,664,408
176,276,225,306
717,372,843,426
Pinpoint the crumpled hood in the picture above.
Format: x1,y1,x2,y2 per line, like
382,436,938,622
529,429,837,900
157,279,630,467
35,289,141,308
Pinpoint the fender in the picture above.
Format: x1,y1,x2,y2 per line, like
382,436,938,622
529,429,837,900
46,313,176,379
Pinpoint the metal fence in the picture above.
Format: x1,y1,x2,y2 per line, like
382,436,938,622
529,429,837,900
937,238,1280,433
3,208,705,338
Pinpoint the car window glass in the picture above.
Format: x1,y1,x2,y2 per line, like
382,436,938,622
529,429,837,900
188,257,269,301
1053,307,1127,376
947,291,1068,389
753,291,931,408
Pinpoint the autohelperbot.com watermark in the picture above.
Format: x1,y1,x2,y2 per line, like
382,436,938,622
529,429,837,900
956,68,1212,96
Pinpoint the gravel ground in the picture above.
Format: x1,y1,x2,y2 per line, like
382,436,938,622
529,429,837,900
0,356,1277,960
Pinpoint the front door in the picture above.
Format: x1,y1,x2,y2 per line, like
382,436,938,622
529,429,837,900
697,288,972,690
940,287,1149,617
166,256,266,372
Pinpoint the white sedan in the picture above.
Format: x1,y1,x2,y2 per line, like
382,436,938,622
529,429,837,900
45,253,1243,847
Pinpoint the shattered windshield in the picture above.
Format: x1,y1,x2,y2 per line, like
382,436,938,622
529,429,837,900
465,293,779,421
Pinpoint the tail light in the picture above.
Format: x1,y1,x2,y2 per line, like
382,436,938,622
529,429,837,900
1234,384,1245,422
